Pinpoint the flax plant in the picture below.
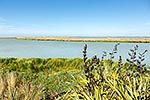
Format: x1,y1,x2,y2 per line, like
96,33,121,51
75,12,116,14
63,44,150,100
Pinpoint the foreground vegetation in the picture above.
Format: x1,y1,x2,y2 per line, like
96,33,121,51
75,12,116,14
0,44,150,99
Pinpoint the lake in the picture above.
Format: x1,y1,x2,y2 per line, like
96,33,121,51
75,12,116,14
0,38,149,65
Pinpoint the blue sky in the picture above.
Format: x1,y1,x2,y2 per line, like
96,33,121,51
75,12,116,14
0,0,150,36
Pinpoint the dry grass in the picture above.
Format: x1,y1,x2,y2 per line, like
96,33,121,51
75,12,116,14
16,36,150,43
0,72,44,100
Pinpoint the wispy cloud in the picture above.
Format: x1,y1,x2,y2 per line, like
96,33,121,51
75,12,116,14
0,17,50,35
0,24,50,35
0,24,49,36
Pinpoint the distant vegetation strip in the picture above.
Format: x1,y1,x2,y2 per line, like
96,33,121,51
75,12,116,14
16,36,150,43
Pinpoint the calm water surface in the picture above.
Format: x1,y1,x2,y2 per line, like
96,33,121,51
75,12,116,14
0,39,149,65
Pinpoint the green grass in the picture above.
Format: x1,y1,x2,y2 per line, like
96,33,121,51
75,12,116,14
0,57,83,72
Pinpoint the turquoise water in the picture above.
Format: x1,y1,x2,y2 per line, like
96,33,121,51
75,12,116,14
0,39,149,65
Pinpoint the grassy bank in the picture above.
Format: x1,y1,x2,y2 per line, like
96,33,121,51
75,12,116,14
0,58,83,72
16,36,150,43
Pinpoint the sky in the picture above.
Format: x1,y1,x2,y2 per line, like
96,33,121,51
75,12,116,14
0,0,150,37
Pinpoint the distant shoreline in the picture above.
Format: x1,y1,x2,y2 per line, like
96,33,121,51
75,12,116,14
0,36,16,39
0,36,150,43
